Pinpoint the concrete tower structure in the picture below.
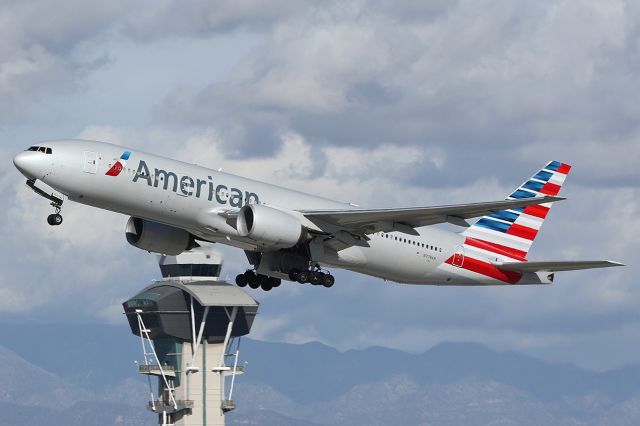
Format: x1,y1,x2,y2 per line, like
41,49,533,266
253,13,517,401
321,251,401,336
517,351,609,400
123,247,259,426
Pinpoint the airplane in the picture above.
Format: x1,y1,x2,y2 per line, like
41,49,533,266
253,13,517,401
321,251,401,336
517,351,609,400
13,139,622,291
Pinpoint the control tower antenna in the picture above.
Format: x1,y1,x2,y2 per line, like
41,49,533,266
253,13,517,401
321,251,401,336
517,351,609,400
123,246,259,426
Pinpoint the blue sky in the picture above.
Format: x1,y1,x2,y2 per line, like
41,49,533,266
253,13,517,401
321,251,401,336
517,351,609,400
0,0,638,370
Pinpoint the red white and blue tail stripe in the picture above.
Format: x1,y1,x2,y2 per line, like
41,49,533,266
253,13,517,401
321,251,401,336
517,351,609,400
462,161,571,261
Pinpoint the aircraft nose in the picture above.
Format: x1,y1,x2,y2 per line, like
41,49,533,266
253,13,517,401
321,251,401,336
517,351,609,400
13,151,39,179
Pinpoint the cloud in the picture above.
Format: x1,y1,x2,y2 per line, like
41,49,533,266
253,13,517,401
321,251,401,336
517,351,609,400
0,0,130,122
156,0,640,187
1,0,638,370
120,0,315,41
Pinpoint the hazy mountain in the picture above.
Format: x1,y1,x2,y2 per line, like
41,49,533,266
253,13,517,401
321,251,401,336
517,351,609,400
0,323,639,425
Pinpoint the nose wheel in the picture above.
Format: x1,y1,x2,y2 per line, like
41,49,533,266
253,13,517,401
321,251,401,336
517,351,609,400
46,203,63,226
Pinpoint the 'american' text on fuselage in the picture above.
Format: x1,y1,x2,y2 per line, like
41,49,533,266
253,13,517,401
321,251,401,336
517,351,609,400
133,160,260,207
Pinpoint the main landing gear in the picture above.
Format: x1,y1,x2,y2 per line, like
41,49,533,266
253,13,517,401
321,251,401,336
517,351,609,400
235,267,335,291
289,267,335,288
235,270,281,291
46,203,63,226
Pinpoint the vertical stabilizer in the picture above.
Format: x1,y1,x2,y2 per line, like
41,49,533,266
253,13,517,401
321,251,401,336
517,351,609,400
462,161,571,260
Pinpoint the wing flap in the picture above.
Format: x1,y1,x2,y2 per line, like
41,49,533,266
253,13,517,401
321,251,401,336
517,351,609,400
497,260,624,273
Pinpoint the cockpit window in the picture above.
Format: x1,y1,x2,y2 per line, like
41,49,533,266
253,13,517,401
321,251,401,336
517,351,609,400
26,146,52,154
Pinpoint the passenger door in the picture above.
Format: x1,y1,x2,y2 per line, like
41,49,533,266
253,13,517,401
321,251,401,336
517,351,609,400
83,151,97,174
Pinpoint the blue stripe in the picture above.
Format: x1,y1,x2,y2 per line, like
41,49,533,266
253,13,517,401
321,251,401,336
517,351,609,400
475,218,510,233
488,210,520,222
522,180,544,192
546,161,561,171
510,189,536,199
120,151,131,160
533,171,552,181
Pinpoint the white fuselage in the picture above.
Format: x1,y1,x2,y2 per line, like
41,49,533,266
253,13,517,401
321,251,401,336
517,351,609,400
13,140,545,286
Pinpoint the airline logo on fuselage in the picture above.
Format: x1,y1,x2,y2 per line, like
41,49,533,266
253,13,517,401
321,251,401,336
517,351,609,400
106,151,131,176
132,160,260,207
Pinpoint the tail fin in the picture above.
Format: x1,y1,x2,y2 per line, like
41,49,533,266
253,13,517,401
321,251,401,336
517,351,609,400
462,161,571,260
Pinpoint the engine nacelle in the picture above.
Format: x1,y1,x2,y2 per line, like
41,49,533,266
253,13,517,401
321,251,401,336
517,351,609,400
126,217,194,255
237,204,305,249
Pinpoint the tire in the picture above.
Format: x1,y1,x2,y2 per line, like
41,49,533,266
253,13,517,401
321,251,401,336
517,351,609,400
248,280,260,289
310,272,323,285
261,282,273,291
47,215,56,226
322,274,335,288
236,274,247,287
269,277,281,288
53,214,63,225
297,270,310,284
288,270,300,281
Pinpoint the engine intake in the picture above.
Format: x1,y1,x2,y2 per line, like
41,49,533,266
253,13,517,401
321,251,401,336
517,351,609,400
126,217,195,255
237,204,305,248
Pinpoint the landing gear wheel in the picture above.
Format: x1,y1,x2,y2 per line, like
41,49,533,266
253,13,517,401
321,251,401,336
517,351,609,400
47,213,63,226
322,274,335,288
269,277,281,288
297,270,310,284
256,275,271,291
289,270,301,281
310,271,324,285
246,270,259,289
235,274,248,287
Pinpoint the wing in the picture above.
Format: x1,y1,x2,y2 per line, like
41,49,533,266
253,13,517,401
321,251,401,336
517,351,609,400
302,196,564,236
497,260,624,273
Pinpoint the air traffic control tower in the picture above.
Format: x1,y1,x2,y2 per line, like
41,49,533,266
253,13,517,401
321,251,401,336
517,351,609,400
123,247,259,426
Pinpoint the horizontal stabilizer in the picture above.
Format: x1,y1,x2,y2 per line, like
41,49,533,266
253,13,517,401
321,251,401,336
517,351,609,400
496,260,624,273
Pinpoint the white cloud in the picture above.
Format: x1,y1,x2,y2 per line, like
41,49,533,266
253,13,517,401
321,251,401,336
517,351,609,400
1,0,638,370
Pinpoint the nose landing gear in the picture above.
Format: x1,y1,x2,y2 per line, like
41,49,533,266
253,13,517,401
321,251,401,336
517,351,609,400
46,203,63,226
24,180,64,227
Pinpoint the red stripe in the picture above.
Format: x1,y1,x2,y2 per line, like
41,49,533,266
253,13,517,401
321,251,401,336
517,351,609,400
464,237,527,261
445,256,523,284
506,223,538,240
557,163,571,174
539,182,561,196
106,161,123,176
522,204,549,219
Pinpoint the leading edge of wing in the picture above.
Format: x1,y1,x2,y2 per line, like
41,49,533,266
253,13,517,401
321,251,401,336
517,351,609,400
497,260,625,273
301,196,565,228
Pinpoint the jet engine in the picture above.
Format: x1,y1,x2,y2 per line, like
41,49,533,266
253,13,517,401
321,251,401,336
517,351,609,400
125,217,195,255
237,204,306,248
